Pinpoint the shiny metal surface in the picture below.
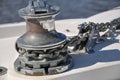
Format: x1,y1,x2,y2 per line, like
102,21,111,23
14,0,72,76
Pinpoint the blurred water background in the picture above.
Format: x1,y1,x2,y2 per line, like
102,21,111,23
0,0,120,24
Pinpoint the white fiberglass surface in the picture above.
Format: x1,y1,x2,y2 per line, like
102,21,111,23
0,8,120,80
0,30,120,80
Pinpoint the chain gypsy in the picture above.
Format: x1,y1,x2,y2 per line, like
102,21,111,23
14,0,72,76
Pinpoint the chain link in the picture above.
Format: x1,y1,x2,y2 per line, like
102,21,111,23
67,17,120,53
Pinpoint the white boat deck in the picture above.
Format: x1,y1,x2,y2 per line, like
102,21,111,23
0,7,120,80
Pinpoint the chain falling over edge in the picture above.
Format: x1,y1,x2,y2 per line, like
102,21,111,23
67,17,120,53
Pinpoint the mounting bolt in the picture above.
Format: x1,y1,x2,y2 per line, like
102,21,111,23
0,67,7,80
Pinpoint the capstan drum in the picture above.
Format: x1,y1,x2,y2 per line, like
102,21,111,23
14,0,72,76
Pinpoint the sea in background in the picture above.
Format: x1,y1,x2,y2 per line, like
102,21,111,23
0,0,120,24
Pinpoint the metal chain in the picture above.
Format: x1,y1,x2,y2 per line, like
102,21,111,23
67,17,120,53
